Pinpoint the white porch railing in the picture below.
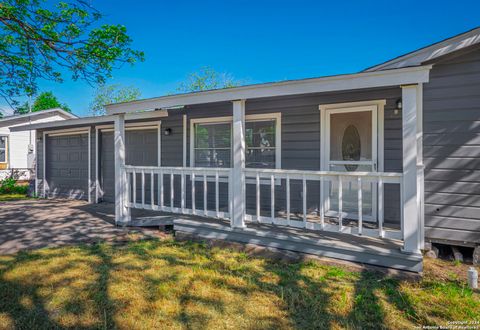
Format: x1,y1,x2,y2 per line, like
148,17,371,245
243,168,403,240
124,166,232,219
123,165,404,242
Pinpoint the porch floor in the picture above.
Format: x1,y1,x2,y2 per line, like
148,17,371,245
173,217,421,272
83,202,421,272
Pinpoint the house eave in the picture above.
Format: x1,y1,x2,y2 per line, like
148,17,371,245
0,108,77,127
105,65,432,115
363,27,480,72
9,109,169,132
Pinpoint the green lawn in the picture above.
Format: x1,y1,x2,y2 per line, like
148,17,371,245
0,194,30,202
0,239,478,329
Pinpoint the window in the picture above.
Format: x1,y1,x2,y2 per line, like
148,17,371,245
246,119,276,168
0,136,7,163
193,122,231,167
191,114,280,168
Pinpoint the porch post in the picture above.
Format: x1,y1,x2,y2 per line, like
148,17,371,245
231,99,246,228
401,85,421,254
416,84,425,250
114,114,130,225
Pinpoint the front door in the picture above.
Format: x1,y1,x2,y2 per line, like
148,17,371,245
324,105,378,220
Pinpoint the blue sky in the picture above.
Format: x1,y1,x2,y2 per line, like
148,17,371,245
7,0,480,117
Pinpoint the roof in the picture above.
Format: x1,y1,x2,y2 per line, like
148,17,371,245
105,65,431,115
9,109,168,132
364,26,480,72
0,108,77,127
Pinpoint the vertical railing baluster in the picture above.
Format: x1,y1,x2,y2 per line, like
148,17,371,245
400,178,404,240
125,171,130,206
215,170,219,218
170,171,174,209
141,169,145,208
157,170,161,209
358,177,363,235
192,172,196,215
203,171,207,216
379,177,384,238
150,170,154,209
256,172,260,221
133,170,137,208
160,171,164,210
286,174,290,224
302,174,307,226
270,174,275,222
338,175,343,231
181,170,185,213
320,176,325,229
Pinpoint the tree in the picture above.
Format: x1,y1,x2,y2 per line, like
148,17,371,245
14,91,70,114
89,84,141,116
176,67,241,93
0,0,144,107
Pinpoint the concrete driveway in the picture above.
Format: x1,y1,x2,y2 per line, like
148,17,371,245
0,199,159,254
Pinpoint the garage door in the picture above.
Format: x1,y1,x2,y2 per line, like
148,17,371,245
100,129,158,202
46,133,89,199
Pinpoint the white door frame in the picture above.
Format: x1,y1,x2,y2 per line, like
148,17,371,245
319,100,385,221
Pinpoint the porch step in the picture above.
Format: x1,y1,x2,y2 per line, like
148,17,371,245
129,215,175,227
173,218,423,273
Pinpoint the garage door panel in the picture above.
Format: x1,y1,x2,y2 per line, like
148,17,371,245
46,133,89,200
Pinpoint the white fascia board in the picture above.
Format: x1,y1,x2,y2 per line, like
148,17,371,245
0,108,77,126
365,27,480,72
9,109,168,132
105,65,432,115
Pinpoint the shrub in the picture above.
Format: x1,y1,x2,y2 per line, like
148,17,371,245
0,178,28,195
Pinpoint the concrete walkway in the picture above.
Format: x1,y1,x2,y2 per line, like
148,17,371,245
0,199,159,254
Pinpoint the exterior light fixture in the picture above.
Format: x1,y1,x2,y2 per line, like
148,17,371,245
164,128,172,136
394,99,402,115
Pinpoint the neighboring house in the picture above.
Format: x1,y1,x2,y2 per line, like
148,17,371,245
12,27,480,272
0,108,76,180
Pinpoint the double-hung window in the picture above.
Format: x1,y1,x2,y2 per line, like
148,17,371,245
191,113,280,169
245,118,277,168
0,136,7,164
193,121,232,168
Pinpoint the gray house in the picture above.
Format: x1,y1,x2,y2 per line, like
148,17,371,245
13,27,480,272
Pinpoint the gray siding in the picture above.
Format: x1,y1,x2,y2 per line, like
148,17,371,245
168,88,404,223
99,129,158,203
35,88,405,225
423,46,480,244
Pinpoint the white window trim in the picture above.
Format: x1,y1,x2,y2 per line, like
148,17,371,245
189,113,282,169
0,134,8,165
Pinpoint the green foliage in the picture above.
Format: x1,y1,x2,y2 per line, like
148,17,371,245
89,84,141,116
14,92,70,114
0,0,144,107
32,91,70,112
176,66,242,93
0,177,28,194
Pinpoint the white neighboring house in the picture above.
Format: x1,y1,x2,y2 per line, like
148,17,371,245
0,108,76,180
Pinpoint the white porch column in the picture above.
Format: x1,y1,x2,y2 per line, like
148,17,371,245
231,99,246,228
416,84,425,250
401,85,421,254
114,114,130,225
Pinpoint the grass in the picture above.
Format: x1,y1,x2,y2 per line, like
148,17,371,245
0,239,478,329
0,194,30,201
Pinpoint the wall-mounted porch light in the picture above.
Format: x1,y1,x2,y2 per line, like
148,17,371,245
164,128,172,136
394,99,402,115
